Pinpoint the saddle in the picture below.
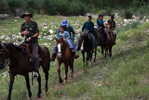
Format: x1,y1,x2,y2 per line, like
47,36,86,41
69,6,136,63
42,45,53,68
20,43,41,61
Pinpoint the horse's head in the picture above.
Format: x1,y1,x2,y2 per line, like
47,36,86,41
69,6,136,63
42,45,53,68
106,22,111,32
80,31,92,51
0,43,9,69
56,37,67,58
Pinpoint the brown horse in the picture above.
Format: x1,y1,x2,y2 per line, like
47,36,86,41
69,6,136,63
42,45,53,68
105,23,116,56
0,43,50,100
55,38,74,83
93,28,109,58
80,31,97,64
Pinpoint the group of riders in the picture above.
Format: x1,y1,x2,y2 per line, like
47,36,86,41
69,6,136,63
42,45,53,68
20,13,116,78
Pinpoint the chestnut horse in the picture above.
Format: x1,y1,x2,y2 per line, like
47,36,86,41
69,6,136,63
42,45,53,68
93,23,116,57
56,38,74,83
105,23,116,56
0,43,50,100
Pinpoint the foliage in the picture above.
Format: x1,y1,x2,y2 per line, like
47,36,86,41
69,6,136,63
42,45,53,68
0,0,149,16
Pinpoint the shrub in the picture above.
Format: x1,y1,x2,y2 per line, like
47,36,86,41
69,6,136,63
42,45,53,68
123,9,133,19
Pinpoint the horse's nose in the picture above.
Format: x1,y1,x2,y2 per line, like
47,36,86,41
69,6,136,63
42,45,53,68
0,64,5,69
57,53,62,58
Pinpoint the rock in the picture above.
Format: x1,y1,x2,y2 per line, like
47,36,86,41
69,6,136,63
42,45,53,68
49,30,54,34
0,14,10,19
15,8,25,16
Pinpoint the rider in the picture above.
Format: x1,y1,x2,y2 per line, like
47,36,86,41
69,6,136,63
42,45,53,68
20,13,39,78
77,16,95,51
108,15,116,43
57,20,76,41
50,26,79,61
97,14,108,42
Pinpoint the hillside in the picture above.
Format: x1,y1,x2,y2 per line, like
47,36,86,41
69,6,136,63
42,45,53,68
0,15,149,100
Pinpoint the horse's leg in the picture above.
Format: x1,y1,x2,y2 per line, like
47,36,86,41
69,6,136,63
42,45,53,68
94,47,97,62
37,74,41,98
105,47,108,58
24,74,32,98
101,46,104,56
42,63,50,92
8,73,15,100
57,61,63,83
90,51,93,62
70,60,74,78
109,46,112,57
105,48,107,58
44,70,49,92
82,51,85,64
64,63,68,83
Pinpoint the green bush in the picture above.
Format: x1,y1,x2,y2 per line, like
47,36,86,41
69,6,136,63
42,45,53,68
0,0,149,16
123,9,133,19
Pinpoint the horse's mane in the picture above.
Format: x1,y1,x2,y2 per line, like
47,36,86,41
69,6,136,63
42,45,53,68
4,43,23,53
63,40,69,47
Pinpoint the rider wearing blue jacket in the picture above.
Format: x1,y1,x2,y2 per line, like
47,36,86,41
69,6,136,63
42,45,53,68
51,26,79,61
77,16,96,51
97,14,107,42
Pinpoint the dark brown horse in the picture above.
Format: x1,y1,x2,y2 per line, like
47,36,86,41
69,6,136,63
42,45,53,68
80,32,97,64
56,38,74,83
0,43,50,100
93,28,109,58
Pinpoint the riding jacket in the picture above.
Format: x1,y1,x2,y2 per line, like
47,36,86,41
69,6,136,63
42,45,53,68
20,20,39,43
57,25,76,41
57,31,70,39
82,21,94,33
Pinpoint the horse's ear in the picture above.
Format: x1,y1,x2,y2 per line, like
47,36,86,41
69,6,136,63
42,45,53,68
0,44,2,49
62,37,64,41
55,38,58,42
0,41,2,49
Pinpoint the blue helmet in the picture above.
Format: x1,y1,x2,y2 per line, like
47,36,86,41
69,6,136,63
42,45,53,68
62,20,68,26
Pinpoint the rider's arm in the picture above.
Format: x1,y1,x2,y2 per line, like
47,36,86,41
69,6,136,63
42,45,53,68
113,21,116,29
20,23,26,36
82,22,86,32
57,27,60,36
97,19,100,28
90,23,94,32
70,26,76,41
31,22,39,39
64,31,70,40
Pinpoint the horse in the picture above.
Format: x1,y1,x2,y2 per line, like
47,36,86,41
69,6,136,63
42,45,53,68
0,43,50,100
105,23,116,56
55,38,74,83
80,31,97,65
93,28,109,58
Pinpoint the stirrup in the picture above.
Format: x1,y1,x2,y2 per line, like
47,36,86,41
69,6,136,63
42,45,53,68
33,72,39,78
30,58,41,62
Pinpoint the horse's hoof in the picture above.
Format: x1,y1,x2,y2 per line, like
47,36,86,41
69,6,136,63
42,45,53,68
37,94,41,98
64,79,67,83
28,97,32,100
45,88,48,93
59,79,63,83
71,74,73,78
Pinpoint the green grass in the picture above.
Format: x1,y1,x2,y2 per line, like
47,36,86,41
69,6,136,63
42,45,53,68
0,15,149,100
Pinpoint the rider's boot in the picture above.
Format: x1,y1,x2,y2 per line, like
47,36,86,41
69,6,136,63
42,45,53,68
50,53,56,61
32,58,39,78
71,49,79,59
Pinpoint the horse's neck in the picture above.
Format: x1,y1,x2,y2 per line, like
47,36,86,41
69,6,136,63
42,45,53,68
64,42,71,56
8,48,23,62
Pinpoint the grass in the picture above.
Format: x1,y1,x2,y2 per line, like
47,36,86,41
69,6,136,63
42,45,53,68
0,15,149,100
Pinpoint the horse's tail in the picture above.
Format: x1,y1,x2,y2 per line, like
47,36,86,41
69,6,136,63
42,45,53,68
45,47,50,60
44,47,50,69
